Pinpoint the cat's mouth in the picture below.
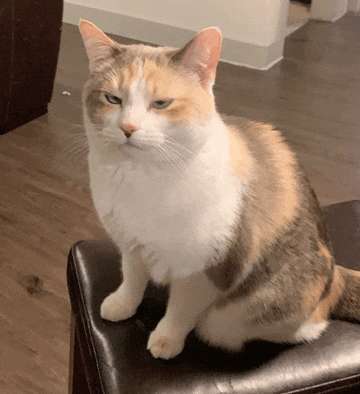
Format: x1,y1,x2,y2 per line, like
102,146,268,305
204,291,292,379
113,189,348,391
122,139,147,151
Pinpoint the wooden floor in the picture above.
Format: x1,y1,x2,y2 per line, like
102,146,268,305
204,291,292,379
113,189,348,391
1,13,360,394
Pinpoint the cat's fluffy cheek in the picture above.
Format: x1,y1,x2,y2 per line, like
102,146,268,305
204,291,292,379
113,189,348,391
166,122,210,154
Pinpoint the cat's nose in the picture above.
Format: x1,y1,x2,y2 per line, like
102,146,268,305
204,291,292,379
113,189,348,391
120,122,139,138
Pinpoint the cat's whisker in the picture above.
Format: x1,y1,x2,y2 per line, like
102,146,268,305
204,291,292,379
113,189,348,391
47,108,85,128
160,143,190,169
163,149,187,171
127,135,190,171
61,131,87,141
154,145,176,166
61,135,89,150
164,135,196,157
98,130,121,141
153,147,167,164
155,147,182,175
63,131,89,143
156,146,186,175
163,141,193,161
61,142,89,160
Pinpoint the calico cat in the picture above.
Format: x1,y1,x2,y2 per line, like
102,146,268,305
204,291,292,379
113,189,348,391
79,20,360,359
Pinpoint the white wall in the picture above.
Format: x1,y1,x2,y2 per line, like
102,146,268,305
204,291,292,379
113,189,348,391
310,0,356,21
311,0,345,21
348,0,360,11
64,0,289,69
67,0,287,47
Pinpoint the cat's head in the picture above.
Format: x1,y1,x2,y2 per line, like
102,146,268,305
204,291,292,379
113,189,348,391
79,20,222,165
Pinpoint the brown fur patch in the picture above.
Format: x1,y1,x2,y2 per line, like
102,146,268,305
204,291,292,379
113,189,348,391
306,266,344,323
216,261,271,308
214,187,336,328
205,249,241,291
332,266,360,322
317,242,336,301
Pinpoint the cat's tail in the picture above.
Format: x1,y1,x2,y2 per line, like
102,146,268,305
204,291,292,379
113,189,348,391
331,265,360,323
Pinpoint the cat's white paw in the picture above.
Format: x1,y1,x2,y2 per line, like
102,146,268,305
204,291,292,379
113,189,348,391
147,330,185,359
100,292,137,322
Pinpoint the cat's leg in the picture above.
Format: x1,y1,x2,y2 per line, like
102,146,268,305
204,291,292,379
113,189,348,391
147,271,219,359
101,249,149,322
292,320,329,342
196,299,248,351
255,301,330,344
290,300,330,343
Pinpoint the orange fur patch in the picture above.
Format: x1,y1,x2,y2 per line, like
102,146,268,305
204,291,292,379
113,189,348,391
227,125,254,184
99,61,140,101
142,60,215,124
97,105,115,116
318,242,334,268
95,58,215,123
257,125,299,233
302,280,327,318
301,244,335,321
118,61,140,94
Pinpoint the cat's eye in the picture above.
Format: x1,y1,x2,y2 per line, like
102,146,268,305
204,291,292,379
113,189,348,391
152,99,172,109
105,94,122,105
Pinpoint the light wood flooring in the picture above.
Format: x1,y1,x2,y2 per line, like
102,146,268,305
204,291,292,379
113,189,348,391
1,13,360,394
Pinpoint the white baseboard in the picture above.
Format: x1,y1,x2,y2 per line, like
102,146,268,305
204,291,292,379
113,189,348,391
63,2,283,71
310,0,348,22
348,0,360,12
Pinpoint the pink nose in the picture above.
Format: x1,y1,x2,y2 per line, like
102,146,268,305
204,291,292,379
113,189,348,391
120,122,139,137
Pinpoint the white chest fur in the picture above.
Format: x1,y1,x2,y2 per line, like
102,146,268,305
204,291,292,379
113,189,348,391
88,120,243,283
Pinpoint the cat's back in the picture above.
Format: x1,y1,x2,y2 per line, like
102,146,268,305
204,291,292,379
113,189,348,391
222,114,307,260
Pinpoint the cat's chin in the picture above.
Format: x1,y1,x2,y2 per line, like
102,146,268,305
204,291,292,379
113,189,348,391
120,140,148,152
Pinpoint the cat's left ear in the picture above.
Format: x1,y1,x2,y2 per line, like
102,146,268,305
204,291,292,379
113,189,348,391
79,19,119,72
172,27,222,90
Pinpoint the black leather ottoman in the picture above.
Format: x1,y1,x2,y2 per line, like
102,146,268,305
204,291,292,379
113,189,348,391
67,201,360,394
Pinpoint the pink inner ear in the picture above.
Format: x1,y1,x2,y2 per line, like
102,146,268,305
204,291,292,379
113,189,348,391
79,20,114,71
181,28,222,88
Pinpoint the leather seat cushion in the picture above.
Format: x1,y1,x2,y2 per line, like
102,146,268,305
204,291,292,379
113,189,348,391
67,201,360,393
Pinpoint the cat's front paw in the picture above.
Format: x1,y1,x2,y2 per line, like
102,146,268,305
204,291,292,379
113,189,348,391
147,330,185,359
100,291,137,322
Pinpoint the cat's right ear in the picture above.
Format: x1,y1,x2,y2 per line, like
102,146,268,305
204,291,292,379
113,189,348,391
171,27,222,91
79,19,118,72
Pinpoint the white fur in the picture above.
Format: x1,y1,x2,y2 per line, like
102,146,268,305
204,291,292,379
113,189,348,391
86,75,243,283
293,321,329,343
85,70,246,358
147,271,220,359
196,303,329,350
100,248,150,321
88,118,241,282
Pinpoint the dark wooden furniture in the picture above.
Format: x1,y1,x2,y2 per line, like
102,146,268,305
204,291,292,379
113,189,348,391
0,0,63,134
67,201,360,394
